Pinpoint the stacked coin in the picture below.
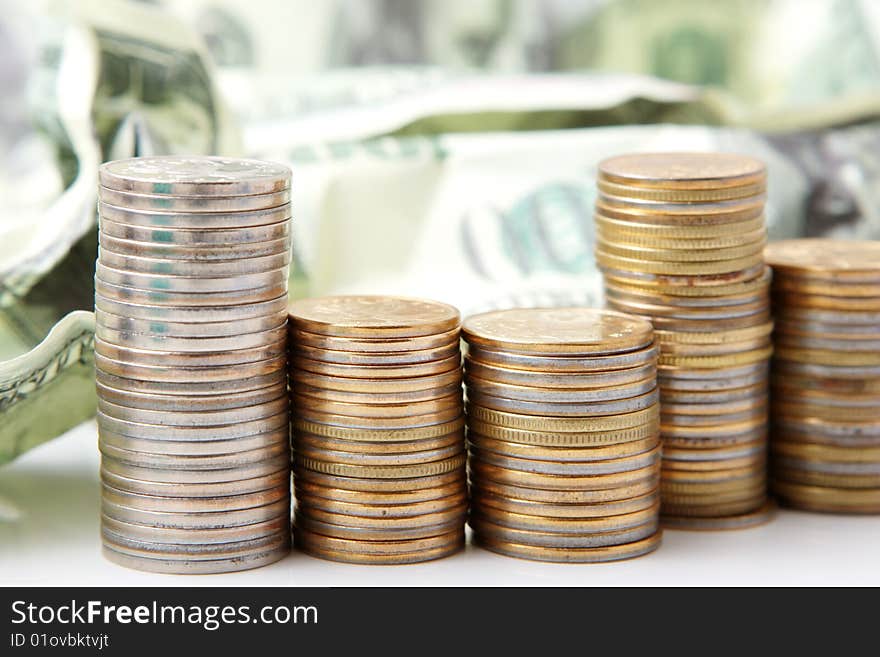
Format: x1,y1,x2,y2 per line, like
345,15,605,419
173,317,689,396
766,239,880,514
288,296,467,564
595,152,774,530
95,156,292,574
462,308,662,563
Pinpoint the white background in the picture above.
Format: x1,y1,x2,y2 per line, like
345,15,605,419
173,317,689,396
2,420,879,586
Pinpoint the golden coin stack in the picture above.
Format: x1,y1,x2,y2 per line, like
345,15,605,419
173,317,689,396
462,308,663,563
766,239,880,514
595,152,774,530
95,156,292,574
288,295,467,564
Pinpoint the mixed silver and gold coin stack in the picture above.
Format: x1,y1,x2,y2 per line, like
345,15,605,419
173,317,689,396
766,239,880,514
595,153,774,530
95,156,293,573
462,308,662,563
288,296,467,564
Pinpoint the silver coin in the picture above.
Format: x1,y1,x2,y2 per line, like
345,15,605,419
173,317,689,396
102,530,290,564
293,514,463,542
660,423,767,442
101,483,288,513
102,454,289,484
469,515,659,548
776,334,880,352
471,489,660,518
101,463,288,496
99,429,289,457
775,318,880,337
96,368,286,396
98,395,288,426
95,276,287,307
774,456,880,476
95,337,286,367
604,286,768,309
662,443,766,462
291,327,461,353
96,381,287,412
97,248,291,276
290,369,461,394
99,186,290,212
101,495,291,530
661,408,766,427
101,512,289,544
99,442,290,470
465,342,659,373
98,216,290,245
99,156,291,196
291,354,462,380
464,375,656,403
99,200,291,229
470,446,660,476
96,409,288,440
661,384,767,404
95,292,288,323
772,389,880,409
292,341,459,366
659,368,769,391
465,388,659,417
657,361,769,381
95,353,286,382
95,323,287,352
95,308,287,338
607,297,769,321
99,234,290,261
771,361,880,379
470,505,658,534
101,542,289,574
771,426,880,447
464,358,655,390
776,306,880,325
96,262,289,292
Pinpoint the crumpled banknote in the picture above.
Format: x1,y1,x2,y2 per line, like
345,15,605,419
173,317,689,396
3,0,880,464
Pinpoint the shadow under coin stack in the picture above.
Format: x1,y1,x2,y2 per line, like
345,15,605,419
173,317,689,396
95,156,292,573
462,308,662,563
288,296,467,564
766,239,880,514
595,153,774,530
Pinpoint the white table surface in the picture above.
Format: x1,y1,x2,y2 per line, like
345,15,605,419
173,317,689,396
1,420,878,587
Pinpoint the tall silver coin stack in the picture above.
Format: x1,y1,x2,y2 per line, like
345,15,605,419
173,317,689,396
95,156,293,574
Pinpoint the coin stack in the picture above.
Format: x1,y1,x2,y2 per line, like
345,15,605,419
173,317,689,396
594,152,774,530
462,308,662,563
766,239,880,514
95,156,293,574
288,296,467,564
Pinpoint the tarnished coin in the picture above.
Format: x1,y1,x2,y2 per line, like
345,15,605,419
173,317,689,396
295,479,465,506
99,427,288,457
295,527,463,557
99,441,289,470
296,535,463,565
296,491,467,520
288,295,460,338
99,234,290,261
599,262,766,288
101,497,290,529
101,483,287,514
471,445,661,477
294,466,463,493
295,429,462,456
462,307,653,356
295,441,463,468
294,513,464,542
469,459,660,491
772,481,880,513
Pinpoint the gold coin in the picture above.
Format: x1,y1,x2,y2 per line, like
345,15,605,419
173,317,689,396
295,453,465,479
291,326,460,353
660,500,775,530
465,342,658,373
774,347,880,367
765,239,880,283
774,333,880,353
595,211,766,238
597,224,767,250
769,382,880,405
298,503,466,530
294,527,464,557
294,430,463,455
292,416,464,442
598,179,765,203
466,403,658,432
605,283,767,311
660,482,766,506
654,322,773,345
772,292,880,312
772,467,880,489
292,382,462,405
660,417,767,438
470,477,659,505
294,513,463,541
600,262,766,288
470,459,660,491
596,195,765,226
773,401,880,422
641,311,772,334
661,497,769,520
472,503,660,534
294,467,463,493
473,531,661,563
292,392,462,418
660,474,765,495
464,357,655,389
296,539,463,565
294,405,462,430
597,249,764,276
661,454,766,472
771,276,880,298
294,479,465,505
602,266,770,297
658,338,772,359
660,463,765,482
461,307,653,356
662,440,766,462
296,490,467,519
468,435,657,462
597,238,764,263
660,394,767,417
467,417,659,448
658,345,773,369
772,374,880,397
598,152,766,190
770,441,880,463
471,488,659,518
291,354,461,379
295,441,463,467
606,295,769,321
288,295,460,338
772,481,880,512
291,368,461,394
